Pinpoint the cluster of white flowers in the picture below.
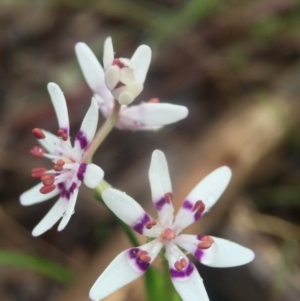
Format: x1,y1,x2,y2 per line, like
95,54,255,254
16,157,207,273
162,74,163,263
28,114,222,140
20,37,254,301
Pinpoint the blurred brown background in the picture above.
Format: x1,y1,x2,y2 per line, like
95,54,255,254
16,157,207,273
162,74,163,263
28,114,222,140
0,0,300,300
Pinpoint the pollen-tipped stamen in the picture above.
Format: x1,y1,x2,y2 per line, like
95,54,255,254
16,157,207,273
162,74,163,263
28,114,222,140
41,174,55,186
40,184,56,194
57,129,68,141
32,128,45,139
164,192,173,203
193,200,205,214
31,167,47,178
148,98,160,103
54,159,65,171
145,219,157,229
30,146,46,157
174,258,187,271
137,250,151,263
197,236,214,249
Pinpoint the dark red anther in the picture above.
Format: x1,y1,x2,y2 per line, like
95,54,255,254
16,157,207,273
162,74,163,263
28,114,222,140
193,200,205,214
57,129,68,141
113,58,125,68
174,261,183,271
31,167,47,178
145,219,157,229
32,128,45,139
197,236,214,250
180,258,187,268
40,184,56,194
137,250,151,263
41,174,55,186
164,192,173,203
30,146,46,157
148,98,160,103
54,159,65,171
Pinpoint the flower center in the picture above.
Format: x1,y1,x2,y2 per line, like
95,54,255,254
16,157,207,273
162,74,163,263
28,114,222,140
161,228,176,241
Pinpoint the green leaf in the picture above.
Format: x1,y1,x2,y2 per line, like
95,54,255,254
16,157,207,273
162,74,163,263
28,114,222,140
0,251,74,284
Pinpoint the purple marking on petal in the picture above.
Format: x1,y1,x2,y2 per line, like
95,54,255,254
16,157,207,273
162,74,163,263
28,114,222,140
170,262,194,278
77,163,87,181
155,197,167,211
62,127,69,134
196,235,205,240
133,214,150,234
76,130,88,149
182,200,193,210
58,182,77,200
194,248,204,261
128,248,150,272
194,212,202,221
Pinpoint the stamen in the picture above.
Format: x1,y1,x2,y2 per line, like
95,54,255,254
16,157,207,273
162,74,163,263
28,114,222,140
145,219,157,229
54,159,65,171
57,129,68,141
30,146,46,157
174,261,183,271
197,236,214,249
40,184,56,194
148,98,160,103
32,128,45,139
164,192,173,203
31,167,47,178
113,58,125,68
41,174,55,186
137,250,151,263
161,228,176,241
180,258,187,268
193,200,205,214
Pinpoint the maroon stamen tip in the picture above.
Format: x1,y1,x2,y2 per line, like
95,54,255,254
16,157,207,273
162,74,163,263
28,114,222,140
30,146,46,157
164,192,173,203
56,159,65,166
174,261,183,271
41,174,55,186
32,128,45,139
193,200,205,214
137,250,151,263
180,258,187,268
145,219,157,229
197,236,214,249
54,165,63,171
113,58,125,68
40,184,56,194
148,98,160,103
31,167,47,178
57,129,68,141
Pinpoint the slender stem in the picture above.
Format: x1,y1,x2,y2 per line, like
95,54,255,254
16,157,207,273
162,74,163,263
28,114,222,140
84,103,121,163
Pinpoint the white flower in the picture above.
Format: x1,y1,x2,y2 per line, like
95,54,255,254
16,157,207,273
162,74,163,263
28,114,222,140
75,39,188,131
20,83,104,236
90,150,254,301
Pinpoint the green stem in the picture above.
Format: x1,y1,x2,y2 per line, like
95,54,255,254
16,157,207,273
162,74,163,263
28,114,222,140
84,103,121,163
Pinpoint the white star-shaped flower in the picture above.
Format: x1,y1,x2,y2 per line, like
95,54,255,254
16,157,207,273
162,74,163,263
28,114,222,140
90,150,254,301
75,38,188,131
20,83,104,236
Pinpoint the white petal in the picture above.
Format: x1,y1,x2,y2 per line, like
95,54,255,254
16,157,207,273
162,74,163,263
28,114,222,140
203,236,254,267
57,188,78,231
103,37,114,69
112,82,143,102
131,45,151,83
120,67,135,85
105,65,121,90
118,91,134,105
148,150,174,227
75,98,98,151
93,94,114,119
38,130,61,153
89,240,161,301
166,243,210,301
32,198,67,236
173,166,232,231
120,103,188,128
47,83,69,133
75,42,111,99
20,182,59,206
102,188,157,237
81,163,104,188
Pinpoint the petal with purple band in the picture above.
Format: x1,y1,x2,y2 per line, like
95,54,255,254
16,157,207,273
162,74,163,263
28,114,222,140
32,198,68,237
131,45,152,83
173,166,231,232
75,98,98,152
90,240,162,301
47,83,69,133
20,183,59,206
103,37,114,69
101,188,158,237
58,188,79,231
148,150,174,227
166,243,210,301
82,163,104,189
